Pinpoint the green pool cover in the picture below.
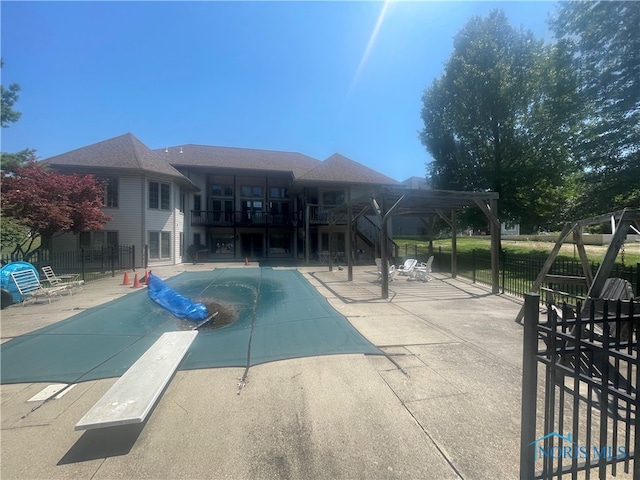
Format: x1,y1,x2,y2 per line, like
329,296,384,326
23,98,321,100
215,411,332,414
1,268,380,384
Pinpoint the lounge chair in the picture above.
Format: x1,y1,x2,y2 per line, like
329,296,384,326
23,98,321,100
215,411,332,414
410,256,434,282
397,258,418,276
10,269,69,305
375,258,395,282
41,265,84,293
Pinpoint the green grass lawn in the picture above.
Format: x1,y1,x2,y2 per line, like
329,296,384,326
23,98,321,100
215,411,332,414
394,236,640,266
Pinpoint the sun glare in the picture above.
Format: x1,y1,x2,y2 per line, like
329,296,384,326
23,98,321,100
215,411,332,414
347,0,394,98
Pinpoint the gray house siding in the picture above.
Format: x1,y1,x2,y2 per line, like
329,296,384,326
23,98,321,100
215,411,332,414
44,133,402,266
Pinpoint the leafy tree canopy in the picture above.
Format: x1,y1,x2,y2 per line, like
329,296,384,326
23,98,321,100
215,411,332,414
550,1,640,217
1,160,112,256
0,148,37,173
421,9,580,232
1,59,22,128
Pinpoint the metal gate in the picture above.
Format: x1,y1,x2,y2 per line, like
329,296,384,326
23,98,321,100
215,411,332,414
520,292,638,479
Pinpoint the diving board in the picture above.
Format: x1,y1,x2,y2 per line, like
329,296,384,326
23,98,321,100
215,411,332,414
75,330,197,431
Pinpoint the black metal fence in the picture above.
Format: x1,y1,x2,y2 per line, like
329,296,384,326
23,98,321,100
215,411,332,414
520,293,638,479
400,244,639,298
1,245,136,283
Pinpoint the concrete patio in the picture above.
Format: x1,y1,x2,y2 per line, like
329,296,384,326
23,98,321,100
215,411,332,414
0,264,544,479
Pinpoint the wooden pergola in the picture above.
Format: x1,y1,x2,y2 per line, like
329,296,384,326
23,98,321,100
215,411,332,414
328,187,500,299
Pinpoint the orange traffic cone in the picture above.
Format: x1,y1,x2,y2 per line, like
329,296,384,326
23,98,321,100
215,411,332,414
131,273,142,288
245,257,249,266
121,271,131,285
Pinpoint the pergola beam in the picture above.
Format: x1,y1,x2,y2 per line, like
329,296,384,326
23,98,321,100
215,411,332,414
329,186,500,300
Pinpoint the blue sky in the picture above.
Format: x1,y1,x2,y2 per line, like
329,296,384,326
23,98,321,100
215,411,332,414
1,1,557,182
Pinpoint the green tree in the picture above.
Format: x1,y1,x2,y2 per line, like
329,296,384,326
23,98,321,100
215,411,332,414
421,10,580,232
1,59,22,128
550,1,640,217
0,149,37,255
0,60,36,178
0,148,37,172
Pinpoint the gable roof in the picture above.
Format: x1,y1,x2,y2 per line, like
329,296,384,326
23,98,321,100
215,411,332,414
44,134,400,187
45,133,198,189
156,144,321,179
296,153,398,185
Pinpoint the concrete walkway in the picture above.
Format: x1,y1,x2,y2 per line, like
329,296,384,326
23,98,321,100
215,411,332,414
1,264,528,479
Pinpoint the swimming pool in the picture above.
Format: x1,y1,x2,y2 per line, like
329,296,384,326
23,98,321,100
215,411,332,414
0,268,380,384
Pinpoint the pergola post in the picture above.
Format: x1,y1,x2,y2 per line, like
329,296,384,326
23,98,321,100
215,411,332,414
451,210,457,278
381,215,389,299
474,198,501,294
379,194,406,299
490,198,500,294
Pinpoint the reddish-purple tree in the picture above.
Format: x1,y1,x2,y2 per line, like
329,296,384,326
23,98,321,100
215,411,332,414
1,160,111,257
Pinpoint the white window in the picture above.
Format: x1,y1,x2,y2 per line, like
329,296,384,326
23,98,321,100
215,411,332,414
149,231,171,259
100,177,119,207
79,231,119,248
149,181,170,210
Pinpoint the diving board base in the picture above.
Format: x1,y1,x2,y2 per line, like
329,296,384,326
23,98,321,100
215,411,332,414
75,330,198,431
192,311,218,330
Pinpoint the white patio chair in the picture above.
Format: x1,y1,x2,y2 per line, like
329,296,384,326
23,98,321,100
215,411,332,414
41,265,84,293
375,258,395,282
397,258,418,276
410,256,434,282
10,269,69,305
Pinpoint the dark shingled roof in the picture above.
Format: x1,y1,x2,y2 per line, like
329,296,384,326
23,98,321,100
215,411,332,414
44,134,400,187
156,144,322,179
297,153,399,185
45,133,196,187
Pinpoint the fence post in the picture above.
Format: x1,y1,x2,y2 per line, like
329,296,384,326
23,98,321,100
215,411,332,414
520,292,539,480
110,246,115,277
501,249,506,294
80,247,86,281
132,245,136,271
144,245,149,269
472,249,476,283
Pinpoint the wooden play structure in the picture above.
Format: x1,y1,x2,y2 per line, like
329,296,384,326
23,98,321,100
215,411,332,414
515,207,640,323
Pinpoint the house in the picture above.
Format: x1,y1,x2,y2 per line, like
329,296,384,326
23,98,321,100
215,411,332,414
46,133,399,267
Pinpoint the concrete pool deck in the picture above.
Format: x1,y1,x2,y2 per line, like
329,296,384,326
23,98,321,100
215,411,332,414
2,263,530,479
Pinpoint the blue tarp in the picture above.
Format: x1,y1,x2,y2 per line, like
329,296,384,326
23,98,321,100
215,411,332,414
147,272,210,322
0,262,39,303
